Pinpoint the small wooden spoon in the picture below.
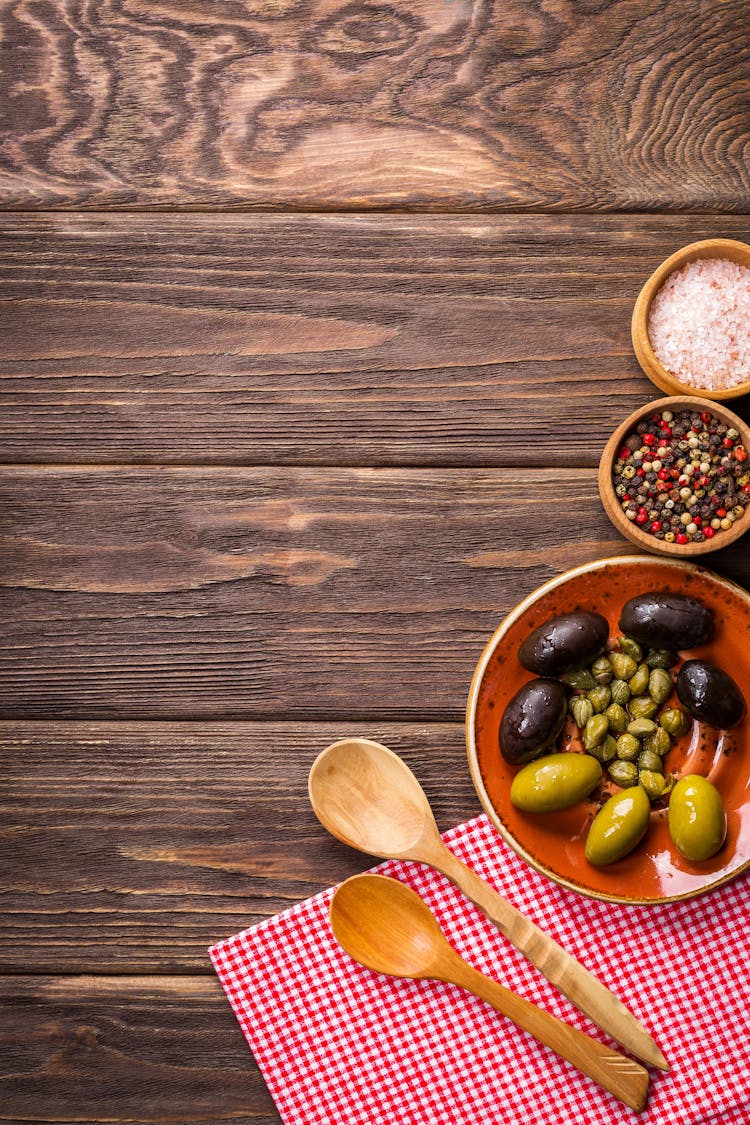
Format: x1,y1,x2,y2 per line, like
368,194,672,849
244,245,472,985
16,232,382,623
331,875,649,1113
309,738,667,1071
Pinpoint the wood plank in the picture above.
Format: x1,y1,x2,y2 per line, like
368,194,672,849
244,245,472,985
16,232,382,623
2,213,750,466
2,466,749,721
0,720,478,973
1,1,748,211
0,974,278,1124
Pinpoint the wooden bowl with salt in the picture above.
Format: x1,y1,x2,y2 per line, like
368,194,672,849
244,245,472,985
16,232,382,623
632,239,750,401
599,395,750,557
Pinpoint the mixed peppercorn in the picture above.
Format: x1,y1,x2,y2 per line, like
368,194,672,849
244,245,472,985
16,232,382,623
613,409,750,543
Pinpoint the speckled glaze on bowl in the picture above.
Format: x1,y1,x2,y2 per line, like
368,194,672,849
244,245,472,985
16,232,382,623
466,557,750,905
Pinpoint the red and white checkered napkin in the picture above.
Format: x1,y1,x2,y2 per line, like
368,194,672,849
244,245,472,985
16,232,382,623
210,815,750,1125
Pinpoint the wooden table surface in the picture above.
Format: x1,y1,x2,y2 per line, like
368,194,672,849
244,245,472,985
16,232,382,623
2,3,750,1123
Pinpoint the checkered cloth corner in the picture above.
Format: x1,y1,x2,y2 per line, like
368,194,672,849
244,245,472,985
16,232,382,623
210,815,750,1125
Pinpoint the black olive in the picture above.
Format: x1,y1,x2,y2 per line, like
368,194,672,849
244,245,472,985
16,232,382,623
676,660,746,730
499,678,568,765
619,593,713,650
518,611,609,676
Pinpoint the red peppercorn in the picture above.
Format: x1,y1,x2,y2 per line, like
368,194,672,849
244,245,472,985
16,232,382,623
699,475,710,487
744,484,750,494
657,468,670,480
676,533,688,544
703,527,715,539
661,426,673,438
717,508,727,518
693,517,702,526
618,446,631,460
636,511,648,525
735,447,747,462
643,433,656,446
701,412,712,424
723,437,734,448
636,467,645,477
692,423,702,433
650,521,661,532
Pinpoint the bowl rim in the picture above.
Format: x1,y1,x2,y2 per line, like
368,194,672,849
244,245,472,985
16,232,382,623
465,554,750,906
598,394,750,557
631,237,750,401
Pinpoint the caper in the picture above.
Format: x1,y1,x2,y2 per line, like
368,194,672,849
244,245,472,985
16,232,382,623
637,749,662,772
615,733,641,761
639,769,667,800
629,663,650,695
583,714,609,749
612,681,633,711
629,695,659,720
591,656,614,684
628,717,657,738
608,759,639,787
588,734,618,763
587,684,612,713
569,696,594,728
646,649,677,670
610,652,637,681
649,667,673,707
618,636,643,662
604,703,628,733
562,668,597,691
643,726,671,757
659,707,690,737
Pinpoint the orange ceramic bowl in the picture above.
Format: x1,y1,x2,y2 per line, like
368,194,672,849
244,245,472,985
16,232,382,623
466,557,750,905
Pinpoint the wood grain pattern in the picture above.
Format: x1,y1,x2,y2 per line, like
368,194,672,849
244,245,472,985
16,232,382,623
2,466,749,721
1,1,749,211
2,212,750,467
0,974,277,1124
0,720,478,972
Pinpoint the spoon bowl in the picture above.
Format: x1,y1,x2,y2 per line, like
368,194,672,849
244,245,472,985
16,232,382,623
309,738,435,859
331,873,445,979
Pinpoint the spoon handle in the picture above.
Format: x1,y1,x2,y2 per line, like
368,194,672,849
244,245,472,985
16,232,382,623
434,845,667,1071
449,959,649,1112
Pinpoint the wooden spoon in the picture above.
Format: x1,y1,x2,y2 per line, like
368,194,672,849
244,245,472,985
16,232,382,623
309,738,667,1071
330,874,649,1113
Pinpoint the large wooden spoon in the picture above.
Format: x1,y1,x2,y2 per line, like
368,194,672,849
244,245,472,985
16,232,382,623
309,738,667,1071
330,874,649,1113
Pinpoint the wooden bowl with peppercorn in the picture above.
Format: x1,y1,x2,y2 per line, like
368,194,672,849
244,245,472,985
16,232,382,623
599,396,750,557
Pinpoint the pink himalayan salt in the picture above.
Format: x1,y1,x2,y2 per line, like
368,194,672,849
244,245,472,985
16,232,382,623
647,257,750,390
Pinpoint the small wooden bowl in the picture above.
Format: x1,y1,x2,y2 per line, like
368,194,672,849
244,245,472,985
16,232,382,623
631,238,750,400
599,395,750,557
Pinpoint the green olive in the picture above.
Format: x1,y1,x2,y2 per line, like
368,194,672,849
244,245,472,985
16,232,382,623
585,786,651,865
668,775,727,861
510,753,602,813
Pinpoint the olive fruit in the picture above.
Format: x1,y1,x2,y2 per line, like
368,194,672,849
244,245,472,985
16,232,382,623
518,611,609,676
585,785,650,866
668,775,727,861
676,660,746,730
619,593,714,651
510,753,602,813
499,678,568,765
